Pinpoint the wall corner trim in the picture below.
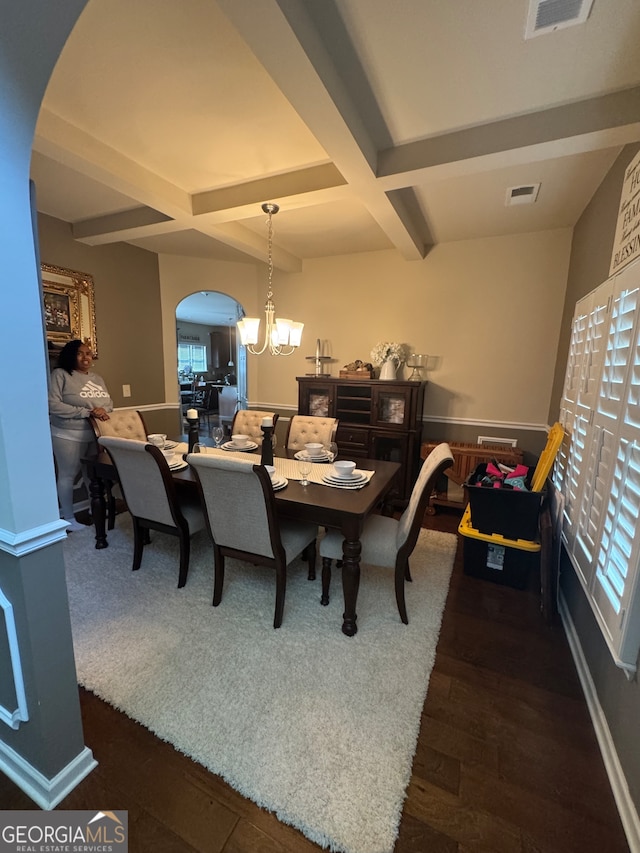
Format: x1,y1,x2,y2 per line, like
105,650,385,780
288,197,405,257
559,592,640,852
0,521,68,557
0,740,97,810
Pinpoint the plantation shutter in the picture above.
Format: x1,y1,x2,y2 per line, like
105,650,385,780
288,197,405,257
556,281,611,548
555,258,640,671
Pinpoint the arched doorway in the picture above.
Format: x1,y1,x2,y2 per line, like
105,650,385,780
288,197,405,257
175,291,246,431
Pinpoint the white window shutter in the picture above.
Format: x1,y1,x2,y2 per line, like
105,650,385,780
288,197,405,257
557,257,640,671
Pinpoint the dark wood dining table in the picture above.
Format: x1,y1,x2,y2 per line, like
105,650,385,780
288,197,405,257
85,448,401,636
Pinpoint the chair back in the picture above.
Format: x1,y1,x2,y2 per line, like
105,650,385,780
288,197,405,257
91,409,148,442
192,387,208,407
188,454,280,559
97,436,177,527
396,442,454,552
218,386,239,423
231,410,279,445
285,415,338,452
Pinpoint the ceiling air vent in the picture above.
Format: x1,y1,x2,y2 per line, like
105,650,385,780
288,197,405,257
505,184,541,206
525,0,594,38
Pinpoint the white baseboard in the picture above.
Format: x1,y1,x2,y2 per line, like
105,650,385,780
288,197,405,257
559,591,640,852
0,739,97,809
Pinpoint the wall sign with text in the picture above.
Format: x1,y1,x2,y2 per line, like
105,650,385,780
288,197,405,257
610,149,640,277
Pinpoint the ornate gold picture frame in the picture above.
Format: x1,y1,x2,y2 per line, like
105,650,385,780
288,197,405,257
41,263,98,358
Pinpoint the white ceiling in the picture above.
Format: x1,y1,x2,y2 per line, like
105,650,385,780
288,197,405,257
31,0,640,274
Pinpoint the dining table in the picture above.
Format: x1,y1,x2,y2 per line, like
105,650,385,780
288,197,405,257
85,444,401,636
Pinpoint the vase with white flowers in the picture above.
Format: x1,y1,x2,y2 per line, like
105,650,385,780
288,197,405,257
370,341,408,380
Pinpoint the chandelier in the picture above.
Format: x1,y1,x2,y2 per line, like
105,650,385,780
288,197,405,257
237,203,304,355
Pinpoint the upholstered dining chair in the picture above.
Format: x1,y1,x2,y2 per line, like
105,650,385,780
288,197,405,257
285,415,338,453
98,436,206,588
90,408,149,442
230,410,279,446
187,453,317,628
90,409,149,527
319,442,454,624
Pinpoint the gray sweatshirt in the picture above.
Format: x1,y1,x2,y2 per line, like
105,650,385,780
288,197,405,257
49,368,114,440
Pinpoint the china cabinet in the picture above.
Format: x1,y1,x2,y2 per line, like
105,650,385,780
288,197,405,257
296,377,426,499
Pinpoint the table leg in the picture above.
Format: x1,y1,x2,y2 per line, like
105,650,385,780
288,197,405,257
341,536,361,636
88,468,108,549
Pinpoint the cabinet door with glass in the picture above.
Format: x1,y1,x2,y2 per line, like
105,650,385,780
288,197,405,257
371,385,414,430
298,382,335,418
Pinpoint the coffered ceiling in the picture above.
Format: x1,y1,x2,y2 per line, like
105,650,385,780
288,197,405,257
31,0,640,272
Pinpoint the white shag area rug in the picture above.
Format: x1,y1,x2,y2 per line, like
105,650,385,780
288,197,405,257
63,517,457,853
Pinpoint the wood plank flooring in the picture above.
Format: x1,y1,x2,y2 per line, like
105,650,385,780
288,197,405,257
0,509,630,852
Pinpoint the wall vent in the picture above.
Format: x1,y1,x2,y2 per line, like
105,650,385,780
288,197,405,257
505,183,541,206
525,0,594,38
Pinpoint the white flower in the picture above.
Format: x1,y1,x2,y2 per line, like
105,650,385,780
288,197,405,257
370,341,408,365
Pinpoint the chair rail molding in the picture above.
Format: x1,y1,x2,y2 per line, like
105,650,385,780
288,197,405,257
0,586,28,729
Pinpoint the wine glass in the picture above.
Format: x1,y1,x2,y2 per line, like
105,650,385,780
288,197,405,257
298,459,312,486
325,441,338,462
192,443,208,454
211,425,224,448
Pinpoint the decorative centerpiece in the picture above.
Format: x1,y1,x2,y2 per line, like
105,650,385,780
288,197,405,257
339,359,374,379
370,341,407,380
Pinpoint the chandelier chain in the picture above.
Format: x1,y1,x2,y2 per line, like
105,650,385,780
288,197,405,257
236,201,303,356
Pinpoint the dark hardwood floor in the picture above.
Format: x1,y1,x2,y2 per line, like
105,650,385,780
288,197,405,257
0,509,629,852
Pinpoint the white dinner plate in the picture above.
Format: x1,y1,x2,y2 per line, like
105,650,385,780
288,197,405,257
321,476,368,489
164,440,178,449
222,440,258,452
294,450,331,462
323,470,368,484
271,476,288,491
169,459,188,471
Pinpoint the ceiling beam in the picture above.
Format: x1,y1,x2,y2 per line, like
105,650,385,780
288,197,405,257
218,0,432,260
377,87,640,187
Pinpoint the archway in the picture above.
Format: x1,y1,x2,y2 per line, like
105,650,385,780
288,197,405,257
175,291,247,432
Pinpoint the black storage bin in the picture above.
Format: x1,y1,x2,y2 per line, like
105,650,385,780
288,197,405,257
466,463,544,541
463,537,539,589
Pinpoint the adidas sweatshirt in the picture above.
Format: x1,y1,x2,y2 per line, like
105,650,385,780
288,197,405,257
49,368,114,441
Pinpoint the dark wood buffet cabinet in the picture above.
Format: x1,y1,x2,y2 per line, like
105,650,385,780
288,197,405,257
296,376,426,500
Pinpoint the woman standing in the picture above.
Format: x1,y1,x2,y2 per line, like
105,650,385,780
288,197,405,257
48,340,113,531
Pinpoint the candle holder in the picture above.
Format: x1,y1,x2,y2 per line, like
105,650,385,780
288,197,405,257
187,416,200,455
260,424,274,466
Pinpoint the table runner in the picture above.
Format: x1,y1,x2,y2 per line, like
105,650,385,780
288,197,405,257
180,446,375,486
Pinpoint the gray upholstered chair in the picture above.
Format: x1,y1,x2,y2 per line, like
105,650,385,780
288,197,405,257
319,442,454,623
98,436,206,588
90,409,149,527
187,453,317,628
285,415,338,452
230,410,279,446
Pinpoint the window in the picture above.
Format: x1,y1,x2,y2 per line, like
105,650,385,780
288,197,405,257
555,257,640,673
178,343,207,374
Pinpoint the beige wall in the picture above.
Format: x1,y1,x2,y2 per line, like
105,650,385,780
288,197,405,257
161,229,572,430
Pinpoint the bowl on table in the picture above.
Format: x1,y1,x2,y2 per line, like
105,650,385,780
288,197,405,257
231,434,250,448
161,448,176,463
147,433,166,448
333,460,356,479
304,442,324,459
